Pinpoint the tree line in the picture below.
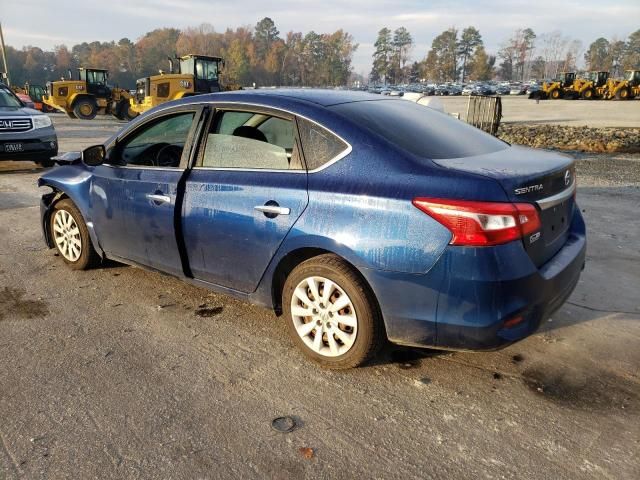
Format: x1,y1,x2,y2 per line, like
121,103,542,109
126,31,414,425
2,17,357,89
371,26,640,84
4,18,639,89
584,31,640,75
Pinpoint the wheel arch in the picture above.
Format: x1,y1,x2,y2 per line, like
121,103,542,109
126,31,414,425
70,93,97,109
38,181,104,257
267,247,383,328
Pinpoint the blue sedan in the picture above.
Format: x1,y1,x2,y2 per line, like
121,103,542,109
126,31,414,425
38,90,586,369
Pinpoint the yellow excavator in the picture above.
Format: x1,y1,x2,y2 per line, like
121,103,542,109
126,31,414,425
130,54,232,114
43,68,137,120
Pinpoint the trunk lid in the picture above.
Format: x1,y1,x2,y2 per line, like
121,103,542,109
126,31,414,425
433,145,576,267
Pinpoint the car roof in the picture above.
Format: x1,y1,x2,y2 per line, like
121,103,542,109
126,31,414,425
194,89,396,107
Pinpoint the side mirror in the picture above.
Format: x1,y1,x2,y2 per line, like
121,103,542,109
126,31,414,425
82,145,106,166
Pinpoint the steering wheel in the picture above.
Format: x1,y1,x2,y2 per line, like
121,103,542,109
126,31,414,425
155,144,183,167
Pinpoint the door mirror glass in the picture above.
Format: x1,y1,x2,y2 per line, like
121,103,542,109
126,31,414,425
82,144,106,166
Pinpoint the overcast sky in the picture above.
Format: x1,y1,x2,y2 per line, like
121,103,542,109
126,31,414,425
1,0,638,74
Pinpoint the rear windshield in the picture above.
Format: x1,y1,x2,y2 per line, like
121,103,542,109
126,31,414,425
0,87,22,108
331,99,508,159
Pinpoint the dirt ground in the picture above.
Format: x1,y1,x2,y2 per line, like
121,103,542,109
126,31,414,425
0,114,639,479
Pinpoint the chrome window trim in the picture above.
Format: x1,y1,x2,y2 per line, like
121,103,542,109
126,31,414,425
142,99,353,173
536,181,576,210
100,163,182,171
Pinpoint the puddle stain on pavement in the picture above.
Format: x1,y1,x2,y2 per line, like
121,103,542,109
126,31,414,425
0,287,49,321
522,366,638,412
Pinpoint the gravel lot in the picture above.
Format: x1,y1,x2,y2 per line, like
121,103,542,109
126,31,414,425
439,94,640,127
0,114,639,479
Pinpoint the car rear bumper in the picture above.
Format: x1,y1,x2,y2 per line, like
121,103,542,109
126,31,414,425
363,207,586,350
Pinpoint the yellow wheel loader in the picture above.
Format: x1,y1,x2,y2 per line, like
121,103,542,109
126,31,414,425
43,68,137,120
603,70,640,100
530,72,575,99
573,71,609,99
130,54,232,114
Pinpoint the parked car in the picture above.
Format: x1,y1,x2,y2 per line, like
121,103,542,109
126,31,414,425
38,90,586,369
421,85,436,95
527,84,541,97
1,82,58,166
462,85,475,95
510,84,528,95
495,84,511,95
434,84,450,95
471,84,495,96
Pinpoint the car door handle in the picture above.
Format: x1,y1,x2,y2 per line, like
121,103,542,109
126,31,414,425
254,205,290,216
146,194,171,204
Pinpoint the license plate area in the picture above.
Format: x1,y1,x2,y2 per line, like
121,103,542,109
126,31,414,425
541,199,572,246
3,143,24,152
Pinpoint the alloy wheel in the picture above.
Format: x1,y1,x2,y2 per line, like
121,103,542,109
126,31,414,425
53,209,82,262
290,276,358,357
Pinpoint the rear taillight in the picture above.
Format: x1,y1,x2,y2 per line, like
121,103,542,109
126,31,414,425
412,197,541,246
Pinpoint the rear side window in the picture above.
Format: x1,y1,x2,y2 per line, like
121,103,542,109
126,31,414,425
331,100,508,159
199,110,303,170
297,118,349,170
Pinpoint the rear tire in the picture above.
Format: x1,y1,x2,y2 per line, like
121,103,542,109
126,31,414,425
50,199,100,270
73,98,98,120
283,254,385,369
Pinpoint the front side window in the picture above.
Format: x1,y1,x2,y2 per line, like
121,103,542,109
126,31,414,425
112,112,195,167
195,60,218,80
199,110,303,170
86,71,106,85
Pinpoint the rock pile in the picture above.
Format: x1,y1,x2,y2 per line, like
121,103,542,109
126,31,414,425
497,124,640,153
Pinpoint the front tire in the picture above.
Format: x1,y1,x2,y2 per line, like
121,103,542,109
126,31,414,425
73,98,98,120
50,199,100,270
283,254,384,369
615,87,630,100
550,89,562,99
116,99,138,121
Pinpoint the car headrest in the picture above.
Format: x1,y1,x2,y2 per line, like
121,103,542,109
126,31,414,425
232,126,267,143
